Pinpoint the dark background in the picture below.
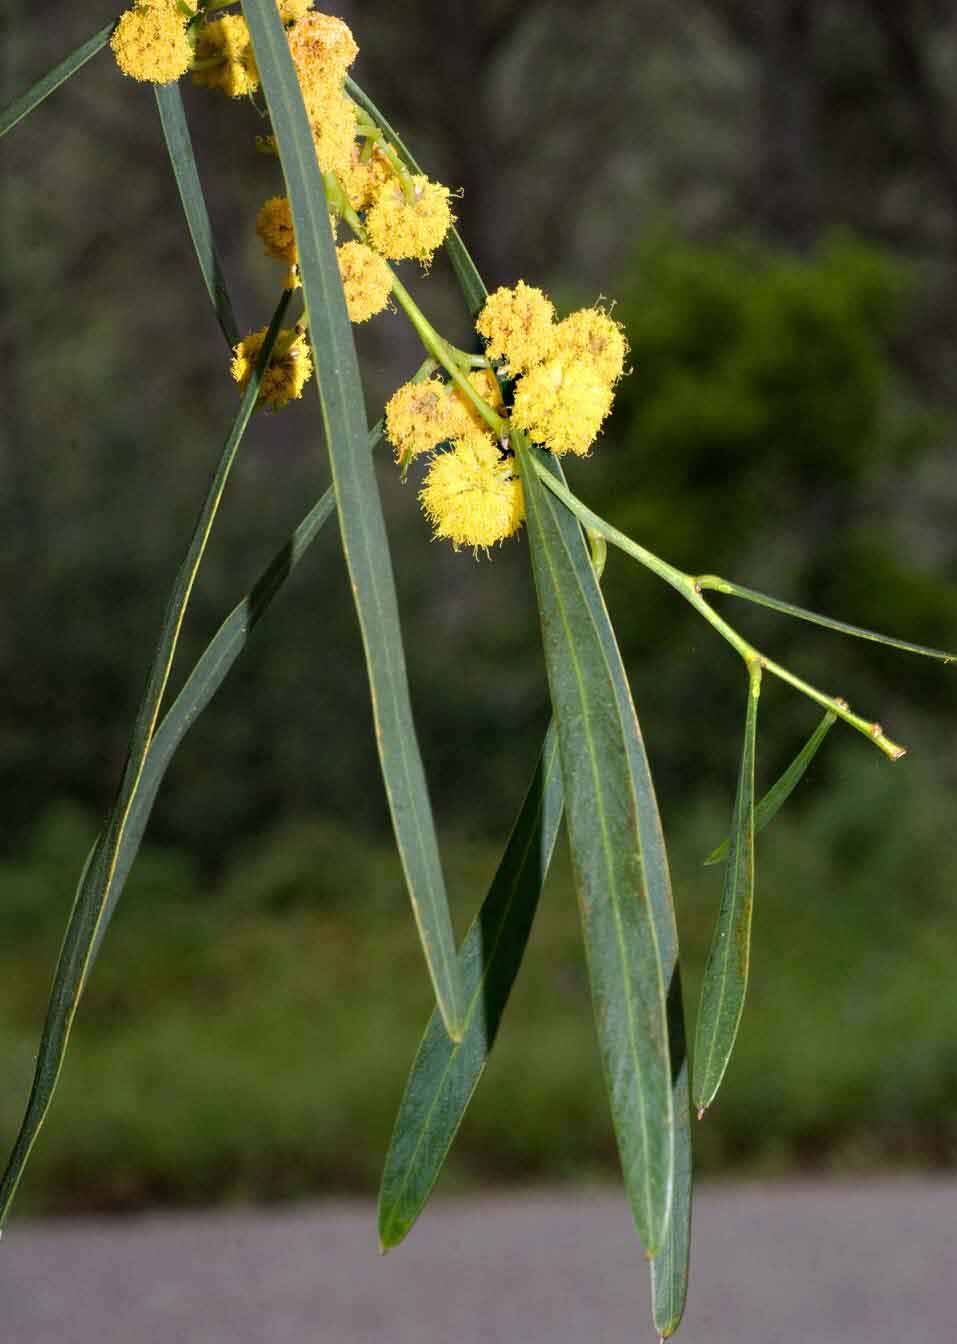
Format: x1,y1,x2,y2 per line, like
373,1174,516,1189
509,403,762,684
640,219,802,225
2,0,957,1213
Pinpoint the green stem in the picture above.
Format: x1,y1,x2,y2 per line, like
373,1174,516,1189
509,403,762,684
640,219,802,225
327,179,505,436
696,574,957,664
530,456,907,762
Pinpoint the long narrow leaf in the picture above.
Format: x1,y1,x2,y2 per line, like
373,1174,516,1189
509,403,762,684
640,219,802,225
345,77,486,317
650,968,692,1336
243,0,464,1038
378,723,564,1250
693,666,762,1115
94,363,439,947
0,292,290,1227
0,22,113,139
704,577,957,663
155,82,240,348
705,709,836,865
515,435,674,1255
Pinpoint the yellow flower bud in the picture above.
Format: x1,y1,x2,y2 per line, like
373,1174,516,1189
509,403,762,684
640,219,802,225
553,307,628,386
384,378,474,462
419,431,525,552
365,176,454,264
337,242,393,323
110,2,191,86
511,357,613,457
230,327,313,411
192,16,260,98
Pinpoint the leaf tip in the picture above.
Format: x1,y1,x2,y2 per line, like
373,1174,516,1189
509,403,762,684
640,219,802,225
696,1104,707,1121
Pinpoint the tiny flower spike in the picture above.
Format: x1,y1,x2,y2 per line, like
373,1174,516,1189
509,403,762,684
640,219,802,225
365,176,454,264
554,306,629,386
192,16,261,99
419,431,526,552
336,242,394,323
511,356,614,456
230,327,313,411
475,281,556,375
385,378,474,461
110,1,192,85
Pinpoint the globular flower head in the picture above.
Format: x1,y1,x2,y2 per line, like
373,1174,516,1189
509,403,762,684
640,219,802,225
288,11,358,107
475,281,556,375
192,16,260,98
230,327,313,411
309,86,358,176
365,176,454,264
511,356,613,457
419,431,525,552
554,306,628,386
340,143,393,213
337,242,393,323
110,2,192,85
384,377,474,462
256,196,297,265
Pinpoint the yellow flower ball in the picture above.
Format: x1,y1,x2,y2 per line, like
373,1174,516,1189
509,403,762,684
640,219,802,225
337,242,393,323
365,176,454,264
384,378,474,462
110,2,191,85
230,327,313,411
553,307,628,386
256,196,297,264
192,16,260,98
511,357,613,457
419,431,525,552
288,11,358,106
475,281,556,375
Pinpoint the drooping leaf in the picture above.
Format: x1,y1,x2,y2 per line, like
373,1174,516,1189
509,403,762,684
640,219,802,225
0,22,113,139
155,82,240,348
0,292,291,1226
515,435,674,1256
705,709,836,865
93,361,436,951
242,0,464,1038
702,576,957,663
378,724,564,1250
693,666,762,1115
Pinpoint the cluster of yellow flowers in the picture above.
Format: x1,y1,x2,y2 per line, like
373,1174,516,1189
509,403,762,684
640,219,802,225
110,6,628,553
479,283,628,456
109,3,457,409
383,285,627,553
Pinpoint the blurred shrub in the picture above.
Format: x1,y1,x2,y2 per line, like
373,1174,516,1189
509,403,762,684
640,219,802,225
3,750,957,1214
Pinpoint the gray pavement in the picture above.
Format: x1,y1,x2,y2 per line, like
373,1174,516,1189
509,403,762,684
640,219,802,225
1,1180,954,1342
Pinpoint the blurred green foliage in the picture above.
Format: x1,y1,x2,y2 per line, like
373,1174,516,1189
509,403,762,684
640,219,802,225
3,737,956,1214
